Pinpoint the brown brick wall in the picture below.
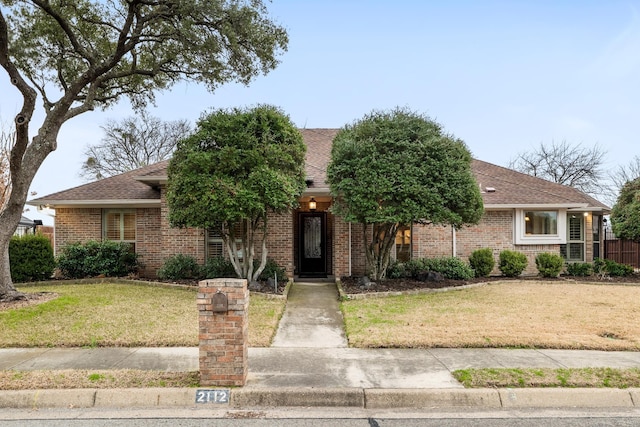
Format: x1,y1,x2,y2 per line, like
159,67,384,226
54,200,599,280
160,186,205,268
411,210,563,275
54,208,102,254
136,208,162,277
264,211,294,278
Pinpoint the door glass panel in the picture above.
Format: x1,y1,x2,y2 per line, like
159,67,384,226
304,216,322,259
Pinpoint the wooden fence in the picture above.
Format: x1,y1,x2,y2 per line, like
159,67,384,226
604,229,640,268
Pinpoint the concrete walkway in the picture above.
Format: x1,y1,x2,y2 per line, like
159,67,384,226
271,281,347,348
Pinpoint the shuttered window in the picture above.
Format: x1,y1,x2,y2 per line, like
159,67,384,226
562,214,585,262
206,223,244,261
206,226,224,259
103,209,136,251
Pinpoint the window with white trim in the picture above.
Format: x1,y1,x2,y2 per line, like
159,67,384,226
514,209,567,245
525,211,557,235
103,209,136,251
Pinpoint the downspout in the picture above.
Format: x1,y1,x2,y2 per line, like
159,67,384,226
452,226,457,257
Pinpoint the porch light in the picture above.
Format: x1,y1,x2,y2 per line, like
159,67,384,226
309,197,317,211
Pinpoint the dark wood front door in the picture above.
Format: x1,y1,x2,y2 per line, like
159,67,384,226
298,212,327,277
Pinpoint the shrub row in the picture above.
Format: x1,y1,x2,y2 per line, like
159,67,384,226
9,238,140,283
9,237,635,284
385,248,636,280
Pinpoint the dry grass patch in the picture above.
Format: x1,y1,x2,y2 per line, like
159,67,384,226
0,370,199,390
453,367,640,388
0,283,284,348
341,281,640,350
248,295,286,347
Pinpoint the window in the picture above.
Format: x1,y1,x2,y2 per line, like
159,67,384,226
515,209,567,245
206,223,243,261
524,211,558,235
394,225,411,262
561,214,585,262
592,214,601,259
103,209,136,251
206,227,224,260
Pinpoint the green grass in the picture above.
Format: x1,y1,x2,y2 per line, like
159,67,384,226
453,367,640,388
0,283,285,348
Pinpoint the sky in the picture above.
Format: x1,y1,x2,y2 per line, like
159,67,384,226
2,0,640,225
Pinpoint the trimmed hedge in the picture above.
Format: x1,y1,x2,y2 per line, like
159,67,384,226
9,234,56,282
499,250,528,277
469,248,495,277
535,252,564,278
57,240,141,279
157,254,201,281
386,256,474,280
565,262,592,277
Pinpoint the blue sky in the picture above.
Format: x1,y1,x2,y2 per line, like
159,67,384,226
2,1,640,225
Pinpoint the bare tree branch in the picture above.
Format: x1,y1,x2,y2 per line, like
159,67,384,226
80,111,191,180
508,140,608,200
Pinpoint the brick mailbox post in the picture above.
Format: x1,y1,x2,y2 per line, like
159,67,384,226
197,278,249,386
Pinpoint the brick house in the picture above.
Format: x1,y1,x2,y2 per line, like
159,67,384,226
28,128,610,279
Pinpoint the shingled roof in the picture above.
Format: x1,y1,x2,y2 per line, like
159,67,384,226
28,129,610,212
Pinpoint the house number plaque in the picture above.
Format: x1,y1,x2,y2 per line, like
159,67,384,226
195,389,230,404
211,290,228,313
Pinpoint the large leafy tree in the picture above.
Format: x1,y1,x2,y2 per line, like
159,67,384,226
610,178,640,241
327,108,484,280
167,105,306,282
80,111,191,181
0,0,288,301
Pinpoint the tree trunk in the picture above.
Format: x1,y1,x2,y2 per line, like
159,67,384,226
0,228,19,301
251,215,268,282
222,216,269,282
364,222,400,281
0,191,27,301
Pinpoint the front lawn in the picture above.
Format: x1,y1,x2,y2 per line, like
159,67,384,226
341,281,640,350
0,283,285,348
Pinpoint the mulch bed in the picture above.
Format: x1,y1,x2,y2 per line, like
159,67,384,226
338,274,640,294
0,292,58,311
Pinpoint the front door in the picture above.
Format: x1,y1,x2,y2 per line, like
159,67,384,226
298,212,327,277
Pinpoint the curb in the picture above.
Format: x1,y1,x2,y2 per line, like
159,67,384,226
1,387,639,409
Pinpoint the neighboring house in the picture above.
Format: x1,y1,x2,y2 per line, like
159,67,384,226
28,129,610,278
14,216,42,237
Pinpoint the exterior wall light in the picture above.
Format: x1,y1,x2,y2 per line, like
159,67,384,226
309,197,317,211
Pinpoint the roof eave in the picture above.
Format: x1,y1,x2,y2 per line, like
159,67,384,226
26,199,160,209
484,203,609,212
136,176,168,185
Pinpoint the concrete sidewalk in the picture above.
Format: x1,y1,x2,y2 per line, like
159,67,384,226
2,281,640,409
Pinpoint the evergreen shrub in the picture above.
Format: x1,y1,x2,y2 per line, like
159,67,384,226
9,234,56,282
